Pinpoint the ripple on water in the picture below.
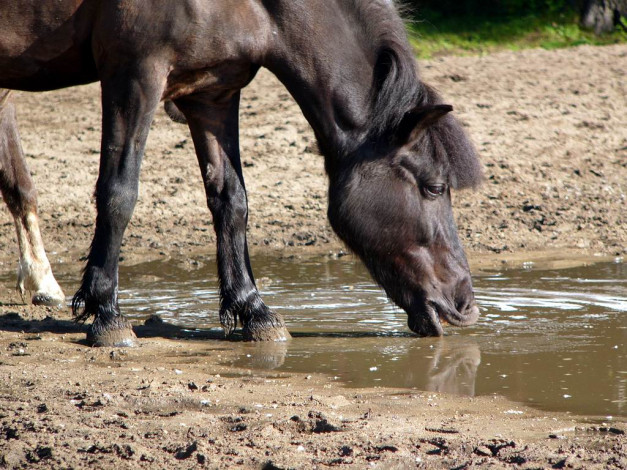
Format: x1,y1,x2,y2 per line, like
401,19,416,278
1,257,624,417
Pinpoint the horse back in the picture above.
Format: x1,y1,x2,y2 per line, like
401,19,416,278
0,0,271,94
0,1,101,90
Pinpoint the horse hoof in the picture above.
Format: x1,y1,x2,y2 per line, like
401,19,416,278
87,318,137,347
243,324,292,342
32,292,65,308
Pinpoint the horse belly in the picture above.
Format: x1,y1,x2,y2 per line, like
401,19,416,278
0,1,98,91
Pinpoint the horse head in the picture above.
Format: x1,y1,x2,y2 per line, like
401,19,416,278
328,94,483,336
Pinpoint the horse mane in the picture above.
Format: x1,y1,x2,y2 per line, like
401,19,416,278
347,1,483,189
346,0,425,138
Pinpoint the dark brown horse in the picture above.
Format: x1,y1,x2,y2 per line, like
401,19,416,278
0,0,482,346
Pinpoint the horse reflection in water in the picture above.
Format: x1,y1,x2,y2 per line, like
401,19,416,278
229,337,481,396
425,339,481,396
0,0,482,346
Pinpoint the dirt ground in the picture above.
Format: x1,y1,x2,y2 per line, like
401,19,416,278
1,44,626,468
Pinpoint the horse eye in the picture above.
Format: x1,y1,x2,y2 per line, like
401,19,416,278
424,184,446,198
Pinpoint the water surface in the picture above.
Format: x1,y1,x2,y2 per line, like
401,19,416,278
2,255,625,418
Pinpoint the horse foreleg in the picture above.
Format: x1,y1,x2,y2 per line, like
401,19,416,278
71,68,164,347
0,90,65,306
175,92,290,341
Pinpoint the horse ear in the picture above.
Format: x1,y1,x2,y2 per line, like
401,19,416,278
396,104,453,146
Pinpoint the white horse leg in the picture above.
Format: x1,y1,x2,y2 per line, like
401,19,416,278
14,211,65,306
1,89,65,306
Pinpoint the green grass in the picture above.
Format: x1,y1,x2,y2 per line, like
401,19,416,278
408,10,626,58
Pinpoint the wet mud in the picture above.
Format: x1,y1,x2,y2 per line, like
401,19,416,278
1,310,625,469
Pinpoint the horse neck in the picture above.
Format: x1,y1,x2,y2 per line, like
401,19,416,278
262,0,409,160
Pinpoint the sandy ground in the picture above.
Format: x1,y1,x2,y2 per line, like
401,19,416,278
1,44,626,468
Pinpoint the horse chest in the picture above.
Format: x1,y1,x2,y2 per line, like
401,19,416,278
164,62,259,103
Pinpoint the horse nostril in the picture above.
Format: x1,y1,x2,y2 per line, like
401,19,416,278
455,298,469,314
454,276,475,314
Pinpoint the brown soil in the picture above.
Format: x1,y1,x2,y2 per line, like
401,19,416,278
1,45,626,468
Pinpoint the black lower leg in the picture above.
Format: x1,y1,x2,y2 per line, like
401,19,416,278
177,92,290,341
225,291,290,341
212,190,289,341
71,67,162,346
72,192,138,347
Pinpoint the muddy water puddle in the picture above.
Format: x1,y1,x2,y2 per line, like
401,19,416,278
2,256,625,417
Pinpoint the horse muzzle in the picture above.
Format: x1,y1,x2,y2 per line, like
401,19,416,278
407,272,480,337
408,299,480,337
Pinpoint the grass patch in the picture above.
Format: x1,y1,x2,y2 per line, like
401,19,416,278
408,10,626,58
